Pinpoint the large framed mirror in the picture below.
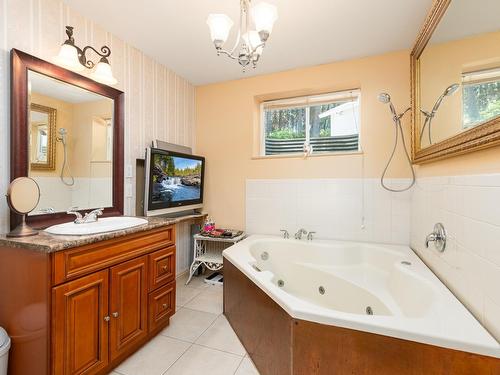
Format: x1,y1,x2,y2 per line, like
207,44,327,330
11,49,124,229
411,0,500,163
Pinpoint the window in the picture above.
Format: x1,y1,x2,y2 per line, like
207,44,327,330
261,90,360,156
462,68,500,129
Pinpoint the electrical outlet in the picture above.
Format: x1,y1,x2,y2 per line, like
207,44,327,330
125,165,133,178
125,183,133,197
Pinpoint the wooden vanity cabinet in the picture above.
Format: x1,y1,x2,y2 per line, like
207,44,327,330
109,256,148,361
52,270,110,375
50,226,176,375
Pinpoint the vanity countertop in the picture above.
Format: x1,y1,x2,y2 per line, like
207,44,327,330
0,214,205,253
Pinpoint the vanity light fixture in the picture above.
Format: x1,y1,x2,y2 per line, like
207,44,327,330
54,26,117,85
207,0,278,71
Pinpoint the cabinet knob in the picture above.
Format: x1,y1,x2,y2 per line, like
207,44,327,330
162,265,168,271
104,316,110,322
112,312,119,318
162,303,168,309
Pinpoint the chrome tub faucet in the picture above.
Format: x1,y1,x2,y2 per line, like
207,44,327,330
280,229,290,239
425,223,447,252
294,228,308,240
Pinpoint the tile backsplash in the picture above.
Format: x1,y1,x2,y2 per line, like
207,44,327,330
246,178,411,245
411,173,500,341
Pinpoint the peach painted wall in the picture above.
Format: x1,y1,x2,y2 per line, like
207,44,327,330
196,51,413,229
419,30,500,147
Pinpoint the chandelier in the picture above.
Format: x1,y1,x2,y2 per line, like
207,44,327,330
206,0,278,71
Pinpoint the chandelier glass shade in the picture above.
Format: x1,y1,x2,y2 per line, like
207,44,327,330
207,0,278,70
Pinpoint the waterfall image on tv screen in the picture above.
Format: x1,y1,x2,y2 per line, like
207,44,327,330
151,154,202,204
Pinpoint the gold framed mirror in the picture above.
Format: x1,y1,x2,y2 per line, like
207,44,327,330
411,0,500,163
30,103,57,170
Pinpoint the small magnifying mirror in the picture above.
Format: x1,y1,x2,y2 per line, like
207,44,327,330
6,177,40,237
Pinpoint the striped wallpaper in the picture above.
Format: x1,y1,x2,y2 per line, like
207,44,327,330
0,0,196,274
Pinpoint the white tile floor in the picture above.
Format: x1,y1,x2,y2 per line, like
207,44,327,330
110,273,260,375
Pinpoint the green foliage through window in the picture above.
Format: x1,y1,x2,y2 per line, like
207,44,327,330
463,79,500,128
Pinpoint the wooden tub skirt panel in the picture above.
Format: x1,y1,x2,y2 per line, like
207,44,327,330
223,259,500,375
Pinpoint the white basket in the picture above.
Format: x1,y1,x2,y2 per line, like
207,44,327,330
0,327,10,375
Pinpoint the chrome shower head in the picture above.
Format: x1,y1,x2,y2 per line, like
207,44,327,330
378,92,398,119
57,128,68,144
378,93,391,104
444,83,460,97
431,83,460,113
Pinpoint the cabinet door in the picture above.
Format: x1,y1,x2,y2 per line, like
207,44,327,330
52,270,109,375
109,256,148,361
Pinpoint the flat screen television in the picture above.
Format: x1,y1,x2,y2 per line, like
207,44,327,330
144,147,205,216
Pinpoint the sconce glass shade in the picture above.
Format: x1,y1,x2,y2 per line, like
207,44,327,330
54,44,85,72
206,14,234,44
243,31,263,55
91,60,118,85
250,2,278,34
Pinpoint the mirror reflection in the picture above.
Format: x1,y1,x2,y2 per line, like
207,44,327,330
418,0,500,148
30,103,56,169
28,70,114,215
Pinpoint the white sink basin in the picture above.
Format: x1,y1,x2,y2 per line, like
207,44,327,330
45,216,148,236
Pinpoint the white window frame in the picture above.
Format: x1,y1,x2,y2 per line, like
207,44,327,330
259,89,361,157
461,67,500,129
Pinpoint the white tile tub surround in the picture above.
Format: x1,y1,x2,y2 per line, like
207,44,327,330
411,173,500,342
246,178,411,245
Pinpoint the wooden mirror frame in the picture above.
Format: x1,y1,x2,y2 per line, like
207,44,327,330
10,49,124,229
411,0,500,164
29,103,57,171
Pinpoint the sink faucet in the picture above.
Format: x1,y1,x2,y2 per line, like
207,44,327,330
294,228,308,240
67,207,104,224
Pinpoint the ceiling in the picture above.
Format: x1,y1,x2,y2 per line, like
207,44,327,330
64,0,433,86
430,0,500,44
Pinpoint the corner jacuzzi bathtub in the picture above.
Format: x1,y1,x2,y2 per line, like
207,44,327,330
223,235,500,359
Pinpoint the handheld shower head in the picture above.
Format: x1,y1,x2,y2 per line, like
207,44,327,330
378,92,398,118
378,93,391,104
57,128,68,144
378,91,415,192
431,83,460,113
444,83,460,97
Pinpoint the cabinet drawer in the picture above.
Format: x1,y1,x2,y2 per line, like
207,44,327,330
148,281,176,333
53,226,175,285
148,246,176,291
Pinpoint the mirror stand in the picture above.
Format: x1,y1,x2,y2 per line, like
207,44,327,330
7,216,39,238
6,177,41,237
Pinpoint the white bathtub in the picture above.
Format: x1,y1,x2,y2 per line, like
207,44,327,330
223,235,500,358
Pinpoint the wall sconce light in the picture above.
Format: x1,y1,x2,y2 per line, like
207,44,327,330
54,26,117,85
